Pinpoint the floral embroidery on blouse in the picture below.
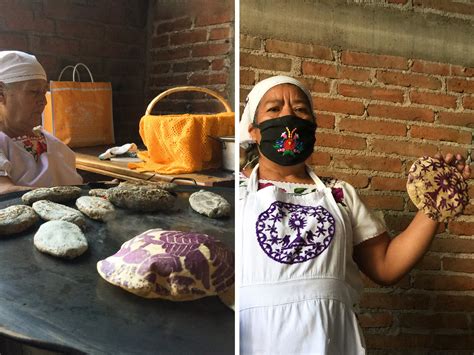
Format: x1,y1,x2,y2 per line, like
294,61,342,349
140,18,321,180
240,172,346,206
13,134,47,162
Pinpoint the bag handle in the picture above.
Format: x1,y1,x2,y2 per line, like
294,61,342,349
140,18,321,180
58,65,81,81
145,86,232,115
73,63,94,82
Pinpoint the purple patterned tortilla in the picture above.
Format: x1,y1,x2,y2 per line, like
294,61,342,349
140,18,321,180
97,229,234,302
407,156,469,222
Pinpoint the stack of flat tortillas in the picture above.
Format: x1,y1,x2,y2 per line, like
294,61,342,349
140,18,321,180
407,156,469,222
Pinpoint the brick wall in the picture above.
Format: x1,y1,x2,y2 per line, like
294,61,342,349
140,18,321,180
147,0,234,115
0,0,148,144
349,0,474,20
241,34,474,353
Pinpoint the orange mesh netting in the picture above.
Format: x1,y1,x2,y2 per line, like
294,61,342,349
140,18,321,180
129,112,234,174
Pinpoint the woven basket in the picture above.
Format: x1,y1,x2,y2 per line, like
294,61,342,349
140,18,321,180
136,86,234,174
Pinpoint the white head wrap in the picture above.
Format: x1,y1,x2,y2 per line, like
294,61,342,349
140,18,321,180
239,75,313,147
0,51,47,84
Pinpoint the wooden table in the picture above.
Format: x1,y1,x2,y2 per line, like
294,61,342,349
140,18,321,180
74,146,235,187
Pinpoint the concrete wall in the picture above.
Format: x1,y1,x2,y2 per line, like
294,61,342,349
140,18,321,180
241,0,474,353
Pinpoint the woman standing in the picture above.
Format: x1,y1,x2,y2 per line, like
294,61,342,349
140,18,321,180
238,76,470,354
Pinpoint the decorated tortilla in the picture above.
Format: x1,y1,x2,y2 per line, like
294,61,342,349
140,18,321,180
97,229,234,306
407,156,469,222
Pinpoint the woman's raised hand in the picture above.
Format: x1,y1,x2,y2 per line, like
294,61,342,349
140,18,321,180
434,152,471,180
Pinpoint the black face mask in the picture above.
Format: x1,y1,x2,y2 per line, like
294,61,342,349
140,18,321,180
254,115,316,166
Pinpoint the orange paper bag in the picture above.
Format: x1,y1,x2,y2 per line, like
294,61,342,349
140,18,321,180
43,63,115,148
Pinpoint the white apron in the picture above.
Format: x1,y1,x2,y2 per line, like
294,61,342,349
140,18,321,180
0,130,83,187
240,164,366,355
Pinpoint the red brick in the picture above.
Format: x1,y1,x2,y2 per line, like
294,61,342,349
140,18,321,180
447,78,474,94
266,39,333,60
469,184,474,199
410,91,457,109
341,51,408,70
463,96,474,110
434,295,474,311
338,84,404,103
360,292,431,310
240,53,292,72
297,78,330,93
240,34,261,50
195,11,232,26
192,43,231,57
411,125,471,144
339,118,407,136
315,113,335,129
189,73,227,85
0,33,28,51
414,0,474,16
31,36,80,56
313,97,365,115
414,274,474,290
415,254,441,270
339,67,372,82
360,194,405,210
316,132,366,150
364,334,432,349
156,17,192,34
431,237,474,253
151,34,169,48
149,74,188,87
376,70,441,90
448,221,474,236
170,29,207,45
432,334,474,350
358,312,393,328
399,313,469,329
302,62,338,78
240,69,255,85
308,151,331,166
385,214,414,232
106,26,145,45
54,21,103,40
371,176,406,191
303,63,372,83
316,170,369,188
371,139,438,157
439,111,474,127
209,27,230,41
152,47,190,61
335,155,402,173
411,59,450,76
211,59,225,71
451,65,474,77
368,104,434,122
443,257,474,273
172,60,209,73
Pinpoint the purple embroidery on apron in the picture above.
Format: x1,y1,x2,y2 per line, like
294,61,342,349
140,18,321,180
256,201,336,264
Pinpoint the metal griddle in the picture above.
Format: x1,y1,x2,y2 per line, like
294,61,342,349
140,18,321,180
0,185,234,354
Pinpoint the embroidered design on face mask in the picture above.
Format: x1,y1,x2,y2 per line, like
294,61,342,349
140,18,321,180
273,127,303,156
256,201,335,264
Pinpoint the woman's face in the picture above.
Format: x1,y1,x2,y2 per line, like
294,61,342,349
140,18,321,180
249,83,313,142
0,79,48,136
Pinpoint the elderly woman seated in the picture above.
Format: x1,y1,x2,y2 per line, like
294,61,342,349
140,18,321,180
0,51,82,194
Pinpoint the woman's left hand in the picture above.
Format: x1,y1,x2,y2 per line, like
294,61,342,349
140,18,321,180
434,152,471,180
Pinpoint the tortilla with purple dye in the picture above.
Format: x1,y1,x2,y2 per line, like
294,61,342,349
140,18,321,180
407,156,468,222
97,229,234,305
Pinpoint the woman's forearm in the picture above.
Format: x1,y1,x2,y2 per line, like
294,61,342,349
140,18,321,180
381,211,438,283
